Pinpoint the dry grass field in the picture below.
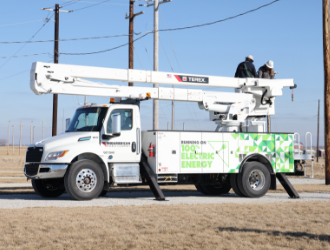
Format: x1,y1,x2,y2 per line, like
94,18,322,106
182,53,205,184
0,202,329,249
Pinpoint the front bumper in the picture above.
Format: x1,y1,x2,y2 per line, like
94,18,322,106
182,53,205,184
24,164,68,179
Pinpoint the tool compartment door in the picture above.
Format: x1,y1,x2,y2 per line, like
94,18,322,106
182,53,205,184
156,132,180,174
180,132,202,173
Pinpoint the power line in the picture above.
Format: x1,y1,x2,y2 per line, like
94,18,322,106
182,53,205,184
159,9,182,72
61,32,149,55
0,0,280,59
0,19,45,27
0,0,279,45
159,35,174,71
0,15,53,70
0,52,52,59
134,47,144,69
0,33,134,44
135,22,153,67
71,0,112,12
51,0,132,6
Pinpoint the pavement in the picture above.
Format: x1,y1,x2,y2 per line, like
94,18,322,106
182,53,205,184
0,191,329,209
0,178,325,188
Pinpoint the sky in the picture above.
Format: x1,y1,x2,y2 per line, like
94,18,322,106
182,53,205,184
0,0,325,146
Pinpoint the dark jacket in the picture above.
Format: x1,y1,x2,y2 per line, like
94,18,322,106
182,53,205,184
258,65,274,79
234,60,257,78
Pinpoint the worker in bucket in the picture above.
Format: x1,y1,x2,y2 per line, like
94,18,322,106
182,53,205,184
234,55,257,78
258,60,275,79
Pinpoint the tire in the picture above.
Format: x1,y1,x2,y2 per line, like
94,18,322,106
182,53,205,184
237,161,271,198
32,179,65,198
99,190,108,197
195,184,208,195
200,183,231,196
230,174,246,197
64,160,104,201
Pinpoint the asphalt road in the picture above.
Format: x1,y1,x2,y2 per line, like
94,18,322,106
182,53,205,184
0,191,329,209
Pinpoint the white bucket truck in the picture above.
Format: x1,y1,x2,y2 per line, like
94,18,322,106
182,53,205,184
25,62,304,200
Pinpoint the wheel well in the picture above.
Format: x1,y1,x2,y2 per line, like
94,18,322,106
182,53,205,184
239,153,274,174
71,153,109,183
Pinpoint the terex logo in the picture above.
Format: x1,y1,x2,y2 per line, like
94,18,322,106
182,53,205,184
174,75,209,84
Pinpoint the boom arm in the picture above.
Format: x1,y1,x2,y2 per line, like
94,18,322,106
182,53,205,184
30,62,295,131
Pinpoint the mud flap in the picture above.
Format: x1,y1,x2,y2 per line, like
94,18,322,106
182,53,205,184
276,173,300,198
140,154,166,201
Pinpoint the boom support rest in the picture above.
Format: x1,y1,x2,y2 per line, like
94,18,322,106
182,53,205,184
276,173,300,198
140,154,166,201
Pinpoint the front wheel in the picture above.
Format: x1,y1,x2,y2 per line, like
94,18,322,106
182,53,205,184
32,179,65,198
64,160,104,201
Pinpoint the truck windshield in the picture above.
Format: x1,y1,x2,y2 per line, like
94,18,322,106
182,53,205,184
66,107,108,132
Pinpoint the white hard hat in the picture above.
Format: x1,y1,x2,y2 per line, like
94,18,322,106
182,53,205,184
265,60,274,69
246,55,254,62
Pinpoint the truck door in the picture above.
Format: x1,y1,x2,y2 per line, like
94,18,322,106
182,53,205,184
101,105,141,163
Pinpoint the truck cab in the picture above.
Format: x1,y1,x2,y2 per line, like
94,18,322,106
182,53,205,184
25,102,142,200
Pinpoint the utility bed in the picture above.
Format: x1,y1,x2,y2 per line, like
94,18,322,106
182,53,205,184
142,130,296,176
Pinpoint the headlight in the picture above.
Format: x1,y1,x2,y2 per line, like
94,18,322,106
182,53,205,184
45,150,69,161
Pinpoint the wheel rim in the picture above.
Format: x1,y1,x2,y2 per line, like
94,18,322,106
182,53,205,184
76,169,97,192
248,169,265,191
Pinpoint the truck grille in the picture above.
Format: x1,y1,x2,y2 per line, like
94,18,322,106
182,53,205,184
26,147,43,163
25,164,39,176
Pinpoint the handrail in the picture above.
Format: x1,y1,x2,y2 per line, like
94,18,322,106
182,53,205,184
305,132,313,155
294,133,301,154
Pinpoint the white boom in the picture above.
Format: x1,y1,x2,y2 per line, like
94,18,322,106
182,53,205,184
30,62,295,131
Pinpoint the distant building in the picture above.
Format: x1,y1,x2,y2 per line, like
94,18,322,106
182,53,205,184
318,149,325,158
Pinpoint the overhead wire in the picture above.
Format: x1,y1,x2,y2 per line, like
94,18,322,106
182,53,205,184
0,19,45,27
71,0,112,12
159,9,182,72
134,47,144,70
0,14,54,69
0,0,280,46
135,22,153,67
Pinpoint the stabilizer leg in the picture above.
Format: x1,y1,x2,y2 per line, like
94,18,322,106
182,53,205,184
276,173,300,199
140,154,166,201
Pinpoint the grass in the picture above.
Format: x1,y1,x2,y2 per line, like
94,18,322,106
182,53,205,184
0,202,329,249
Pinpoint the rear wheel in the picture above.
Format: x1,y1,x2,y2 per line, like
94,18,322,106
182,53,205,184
237,161,271,198
230,174,246,197
195,184,208,195
32,179,65,198
64,160,104,201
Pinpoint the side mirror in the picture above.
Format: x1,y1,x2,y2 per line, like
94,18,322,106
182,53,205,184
112,114,121,136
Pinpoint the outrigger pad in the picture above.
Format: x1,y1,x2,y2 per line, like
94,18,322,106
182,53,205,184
140,154,166,201
276,173,300,199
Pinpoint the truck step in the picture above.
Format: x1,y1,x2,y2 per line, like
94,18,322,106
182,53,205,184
158,174,178,183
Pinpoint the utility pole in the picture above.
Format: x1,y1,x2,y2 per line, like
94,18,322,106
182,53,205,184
7,121,10,155
323,0,330,185
33,126,36,143
12,125,14,155
126,1,144,87
317,100,320,163
17,121,24,156
267,116,271,133
147,0,171,130
42,4,71,137
53,4,60,137
84,96,87,105
153,0,159,130
30,121,33,144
